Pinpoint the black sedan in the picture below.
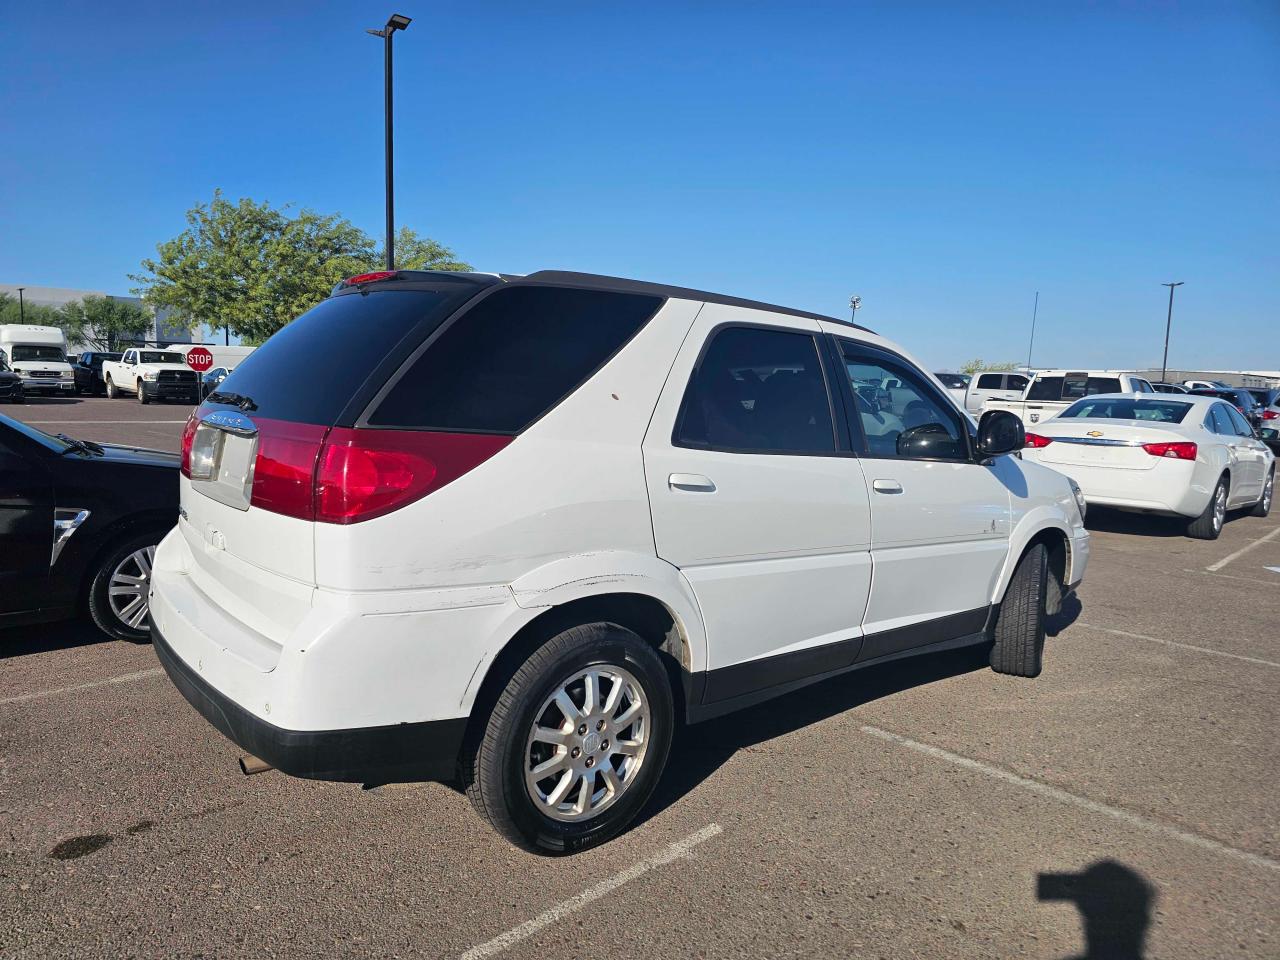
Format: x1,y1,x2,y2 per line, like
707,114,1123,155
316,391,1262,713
73,351,123,395
0,355,23,403
0,414,178,641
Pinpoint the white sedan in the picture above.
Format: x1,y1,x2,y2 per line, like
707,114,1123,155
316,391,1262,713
1020,393,1274,539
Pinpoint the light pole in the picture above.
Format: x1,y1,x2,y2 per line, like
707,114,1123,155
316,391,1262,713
849,295,862,324
367,13,412,270
16,287,25,323
1160,281,1183,383
1026,291,1039,371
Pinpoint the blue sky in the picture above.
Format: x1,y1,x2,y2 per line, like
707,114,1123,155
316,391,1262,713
1,1,1276,370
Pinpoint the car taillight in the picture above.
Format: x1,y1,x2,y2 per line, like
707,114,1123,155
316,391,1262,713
1264,410,1278,421
1024,432,1053,448
180,412,199,478
1142,441,1197,460
314,429,512,524
249,420,328,520
345,270,398,286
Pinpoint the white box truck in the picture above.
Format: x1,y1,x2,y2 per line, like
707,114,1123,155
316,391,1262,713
0,325,75,394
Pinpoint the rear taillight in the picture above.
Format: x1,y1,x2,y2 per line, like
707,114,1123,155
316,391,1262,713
180,412,198,478
249,420,328,520
1142,441,1197,460
314,429,511,524
1024,432,1054,448
1264,410,1278,421
242,421,511,524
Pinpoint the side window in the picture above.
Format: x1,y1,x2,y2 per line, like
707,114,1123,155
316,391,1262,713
976,373,1002,389
1133,379,1153,393
675,326,835,454
1086,377,1122,395
1006,374,1029,391
839,344,968,461
369,286,662,433
1208,405,1234,435
1224,404,1254,437
1027,376,1064,401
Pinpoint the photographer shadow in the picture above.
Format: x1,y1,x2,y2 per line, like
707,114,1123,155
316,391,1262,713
1039,860,1156,959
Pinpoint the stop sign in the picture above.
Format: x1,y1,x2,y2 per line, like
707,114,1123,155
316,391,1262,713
187,347,214,373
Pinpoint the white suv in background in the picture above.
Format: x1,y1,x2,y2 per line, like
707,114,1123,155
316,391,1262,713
150,270,1090,854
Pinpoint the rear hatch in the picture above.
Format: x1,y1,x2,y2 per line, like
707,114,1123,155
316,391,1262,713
179,274,494,637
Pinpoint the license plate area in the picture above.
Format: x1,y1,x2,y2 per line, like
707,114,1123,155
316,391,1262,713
190,415,259,511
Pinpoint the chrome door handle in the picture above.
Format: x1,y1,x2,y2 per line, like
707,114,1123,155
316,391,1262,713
669,473,716,492
872,479,904,494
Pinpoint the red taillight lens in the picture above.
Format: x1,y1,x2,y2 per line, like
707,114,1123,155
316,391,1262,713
180,412,199,478
1264,410,1278,421
345,270,398,286
1024,432,1054,448
249,420,328,520
1142,441,1197,460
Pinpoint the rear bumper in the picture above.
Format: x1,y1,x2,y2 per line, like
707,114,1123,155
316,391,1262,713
152,620,466,784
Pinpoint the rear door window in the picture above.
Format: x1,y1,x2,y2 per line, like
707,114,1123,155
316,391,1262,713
675,326,835,454
1208,405,1234,435
369,285,663,433
976,373,1002,389
1086,377,1122,395
1006,374,1029,391
1224,405,1255,437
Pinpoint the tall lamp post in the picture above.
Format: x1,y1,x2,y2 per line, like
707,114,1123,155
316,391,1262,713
1160,281,1183,383
849,295,862,324
367,13,413,270
1025,291,1039,371
16,287,25,323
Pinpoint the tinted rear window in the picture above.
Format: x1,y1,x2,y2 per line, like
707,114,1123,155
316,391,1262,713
208,285,477,425
368,285,663,433
1060,398,1191,423
1027,377,1064,400
976,373,1003,389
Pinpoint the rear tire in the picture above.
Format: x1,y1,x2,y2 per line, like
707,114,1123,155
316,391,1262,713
1251,469,1274,518
1188,475,1228,539
104,376,118,399
464,623,674,855
990,543,1048,678
87,531,162,642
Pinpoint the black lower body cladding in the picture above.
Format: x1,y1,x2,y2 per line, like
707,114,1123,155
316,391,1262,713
150,621,465,784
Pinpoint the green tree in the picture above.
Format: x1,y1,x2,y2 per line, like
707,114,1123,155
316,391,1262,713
960,359,1022,376
380,227,472,272
132,191,472,345
0,293,63,327
55,296,153,350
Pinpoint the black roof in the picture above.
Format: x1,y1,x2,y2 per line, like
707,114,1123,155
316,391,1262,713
520,271,874,333
335,269,874,333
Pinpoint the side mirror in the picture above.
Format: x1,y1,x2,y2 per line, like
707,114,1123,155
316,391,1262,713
896,422,967,460
976,409,1025,458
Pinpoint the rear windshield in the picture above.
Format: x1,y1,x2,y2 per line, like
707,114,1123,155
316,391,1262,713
1060,398,1191,423
369,286,663,433
139,351,187,364
208,284,479,425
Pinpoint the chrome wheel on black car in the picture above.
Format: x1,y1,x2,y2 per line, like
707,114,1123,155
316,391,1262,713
88,532,162,642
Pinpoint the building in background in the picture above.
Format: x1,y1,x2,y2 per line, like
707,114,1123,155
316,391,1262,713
0,283,193,351
1137,368,1280,389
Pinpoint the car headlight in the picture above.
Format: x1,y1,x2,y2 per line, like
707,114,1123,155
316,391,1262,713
1068,478,1087,521
142,371,158,381
61,370,74,379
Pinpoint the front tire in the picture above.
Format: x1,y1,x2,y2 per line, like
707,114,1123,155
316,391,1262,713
137,383,150,404
465,623,674,855
87,532,161,642
1251,469,1274,518
990,543,1048,678
1188,475,1228,539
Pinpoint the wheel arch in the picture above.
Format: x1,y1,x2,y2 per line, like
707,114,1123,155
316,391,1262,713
76,511,176,608
992,516,1072,608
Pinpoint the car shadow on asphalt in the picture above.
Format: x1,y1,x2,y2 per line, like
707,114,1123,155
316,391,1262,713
0,619,115,660
1085,508,1187,538
1038,859,1156,959
11,396,84,405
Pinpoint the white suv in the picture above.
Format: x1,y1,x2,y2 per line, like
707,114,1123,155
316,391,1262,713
150,270,1090,854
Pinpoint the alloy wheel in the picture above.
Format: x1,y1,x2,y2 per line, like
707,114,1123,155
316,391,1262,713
1213,484,1226,532
108,545,155,631
524,666,651,822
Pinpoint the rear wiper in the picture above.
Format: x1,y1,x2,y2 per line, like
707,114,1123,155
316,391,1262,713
55,434,105,456
207,391,258,412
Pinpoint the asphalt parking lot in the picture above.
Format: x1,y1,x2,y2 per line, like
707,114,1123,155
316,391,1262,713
2,397,1278,959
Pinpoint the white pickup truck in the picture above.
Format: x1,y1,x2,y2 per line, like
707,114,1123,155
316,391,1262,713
102,348,201,404
982,369,1157,425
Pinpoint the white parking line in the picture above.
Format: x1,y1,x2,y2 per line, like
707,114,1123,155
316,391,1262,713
1077,623,1280,669
862,725,1279,872
460,823,723,960
0,667,165,707
21,420,189,424
1206,526,1280,572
